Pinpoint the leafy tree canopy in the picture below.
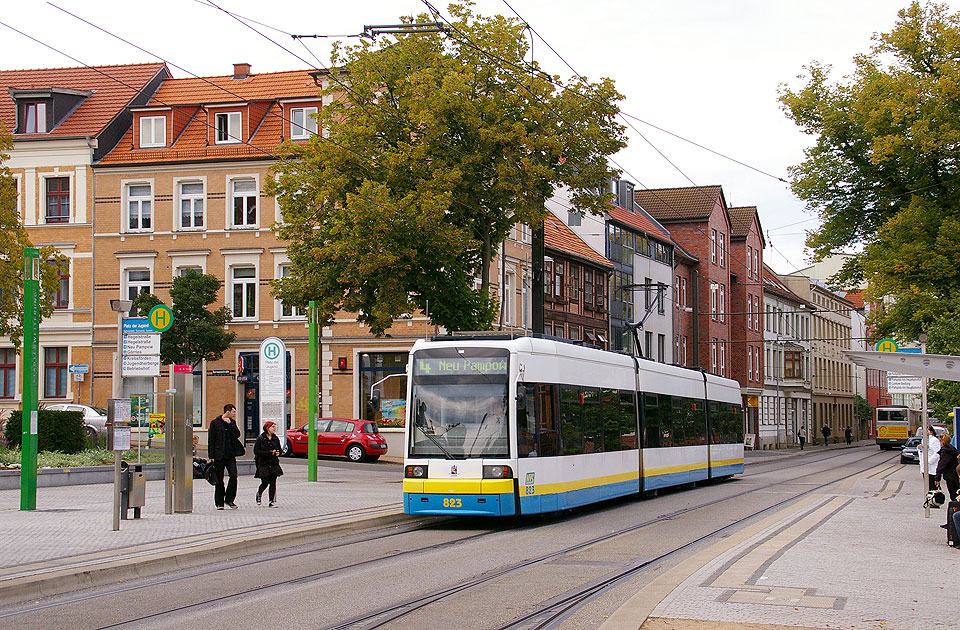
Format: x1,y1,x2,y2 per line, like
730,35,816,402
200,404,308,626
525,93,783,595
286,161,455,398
0,127,67,348
269,3,626,335
780,1,960,349
131,270,235,368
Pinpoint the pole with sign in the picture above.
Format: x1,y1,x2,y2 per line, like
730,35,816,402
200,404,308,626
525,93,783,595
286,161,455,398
20,248,40,511
308,301,318,482
107,398,132,531
259,338,287,450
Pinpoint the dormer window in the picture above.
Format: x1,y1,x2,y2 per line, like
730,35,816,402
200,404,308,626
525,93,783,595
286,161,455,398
139,116,166,147
24,102,47,133
216,112,241,144
290,107,318,139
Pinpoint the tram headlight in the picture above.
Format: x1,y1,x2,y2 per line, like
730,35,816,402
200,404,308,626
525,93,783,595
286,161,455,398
483,465,513,479
405,465,428,478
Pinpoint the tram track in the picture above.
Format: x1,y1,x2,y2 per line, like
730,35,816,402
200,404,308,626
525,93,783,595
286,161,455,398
324,447,894,630
5,447,890,629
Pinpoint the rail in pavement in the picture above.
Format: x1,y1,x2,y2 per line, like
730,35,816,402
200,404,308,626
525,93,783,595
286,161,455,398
601,446,947,630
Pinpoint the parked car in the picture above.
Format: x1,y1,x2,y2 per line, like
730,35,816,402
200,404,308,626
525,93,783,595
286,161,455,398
901,436,922,465
284,418,388,462
44,404,108,440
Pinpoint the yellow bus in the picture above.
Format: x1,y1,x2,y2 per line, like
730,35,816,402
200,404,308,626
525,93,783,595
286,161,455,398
876,405,920,450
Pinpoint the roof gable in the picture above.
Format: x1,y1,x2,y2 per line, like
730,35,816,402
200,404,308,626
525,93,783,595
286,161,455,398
544,214,611,268
0,63,167,139
633,185,725,223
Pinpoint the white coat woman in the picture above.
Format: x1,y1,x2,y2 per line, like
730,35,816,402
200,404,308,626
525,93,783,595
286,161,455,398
920,426,941,493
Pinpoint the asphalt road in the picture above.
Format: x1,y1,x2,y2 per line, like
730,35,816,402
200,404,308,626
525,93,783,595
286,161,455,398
0,446,893,630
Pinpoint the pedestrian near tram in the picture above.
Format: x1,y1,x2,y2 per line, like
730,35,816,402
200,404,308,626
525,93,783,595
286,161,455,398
798,430,806,451
254,421,283,507
821,424,831,446
209,403,242,510
845,426,852,445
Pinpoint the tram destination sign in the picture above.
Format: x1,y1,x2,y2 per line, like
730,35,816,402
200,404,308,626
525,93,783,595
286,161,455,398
415,356,508,376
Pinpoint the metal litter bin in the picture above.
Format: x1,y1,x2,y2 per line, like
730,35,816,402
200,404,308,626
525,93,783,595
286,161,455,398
120,461,146,519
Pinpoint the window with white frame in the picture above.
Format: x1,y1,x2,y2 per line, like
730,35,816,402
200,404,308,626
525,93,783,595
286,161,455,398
178,181,205,229
231,178,257,227
710,229,717,263
139,116,166,147
126,183,152,231
126,269,151,316
711,339,717,373
718,284,725,322
278,265,301,318
290,107,318,139
718,232,725,267
24,102,47,134
178,266,202,277
216,112,242,144
231,267,257,319
719,341,726,376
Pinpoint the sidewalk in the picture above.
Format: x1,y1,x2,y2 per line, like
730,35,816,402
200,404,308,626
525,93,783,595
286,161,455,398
602,450,950,630
0,461,405,605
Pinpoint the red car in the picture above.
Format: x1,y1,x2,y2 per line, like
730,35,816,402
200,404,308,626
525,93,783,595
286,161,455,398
283,418,388,462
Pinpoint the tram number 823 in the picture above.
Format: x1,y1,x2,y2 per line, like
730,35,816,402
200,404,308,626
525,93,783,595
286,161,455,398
442,498,462,508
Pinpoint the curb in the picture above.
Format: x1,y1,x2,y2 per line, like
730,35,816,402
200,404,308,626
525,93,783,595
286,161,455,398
0,505,412,607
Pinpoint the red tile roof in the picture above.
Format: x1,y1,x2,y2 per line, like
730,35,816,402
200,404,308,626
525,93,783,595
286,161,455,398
634,185,724,222
0,63,167,138
728,205,758,238
99,70,321,165
544,214,611,268
607,203,671,241
844,289,865,309
147,70,319,106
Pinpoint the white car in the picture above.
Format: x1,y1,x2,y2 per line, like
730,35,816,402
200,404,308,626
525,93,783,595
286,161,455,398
45,404,108,440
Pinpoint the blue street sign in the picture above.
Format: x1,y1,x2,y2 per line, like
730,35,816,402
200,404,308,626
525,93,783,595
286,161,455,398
899,348,922,353
67,364,89,373
122,318,153,333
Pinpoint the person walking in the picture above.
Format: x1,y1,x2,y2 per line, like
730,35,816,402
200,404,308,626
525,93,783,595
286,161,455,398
935,432,959,502
254,421,284,508
821,424,831,446
920,425,941,496
798,430,806,451
844,426,852,445
208,403,242,510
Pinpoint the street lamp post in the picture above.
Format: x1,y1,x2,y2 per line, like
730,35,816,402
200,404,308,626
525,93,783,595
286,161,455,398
20,248,40,511
110,299,133,399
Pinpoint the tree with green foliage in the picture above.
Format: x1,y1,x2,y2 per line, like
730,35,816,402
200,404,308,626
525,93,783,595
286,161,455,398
269,4,626,335
0,127,67,348
854,395,873,426
131,270,235,368
780,2,960,350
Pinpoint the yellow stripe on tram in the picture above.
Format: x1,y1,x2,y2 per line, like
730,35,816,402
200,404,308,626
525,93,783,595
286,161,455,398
403,479,514,495
527,471,637,496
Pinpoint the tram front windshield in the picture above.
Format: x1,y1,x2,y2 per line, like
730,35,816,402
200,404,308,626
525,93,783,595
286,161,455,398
409,348,509,459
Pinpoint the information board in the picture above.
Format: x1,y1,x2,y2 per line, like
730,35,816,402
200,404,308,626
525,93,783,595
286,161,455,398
259,337,287,448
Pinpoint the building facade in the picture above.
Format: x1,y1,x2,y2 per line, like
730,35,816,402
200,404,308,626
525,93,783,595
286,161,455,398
0,63,168,418
761,266,813,449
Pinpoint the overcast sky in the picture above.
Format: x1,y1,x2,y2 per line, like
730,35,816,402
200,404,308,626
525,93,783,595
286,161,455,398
0,1,943,275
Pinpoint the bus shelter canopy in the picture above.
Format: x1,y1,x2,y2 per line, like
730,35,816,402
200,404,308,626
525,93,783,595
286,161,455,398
845,351,960,382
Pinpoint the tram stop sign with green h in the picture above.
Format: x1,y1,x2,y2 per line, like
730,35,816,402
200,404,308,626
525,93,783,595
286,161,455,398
149,304,173,332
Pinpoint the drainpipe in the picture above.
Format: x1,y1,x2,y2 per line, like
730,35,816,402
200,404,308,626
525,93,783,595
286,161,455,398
87,136,96,406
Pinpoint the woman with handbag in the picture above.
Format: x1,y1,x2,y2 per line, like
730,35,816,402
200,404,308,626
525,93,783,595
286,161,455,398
254,421,284,507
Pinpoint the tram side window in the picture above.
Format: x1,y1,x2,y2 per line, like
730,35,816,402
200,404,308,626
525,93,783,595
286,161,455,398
709,401,721,443
601,388,621,451
685,398,707,446
710,401,742,444
620,391,638,449
582,387,603,453
729,404,744,443
644,393,661,448
537,384,559,457
517,383,538,457
560,385,584,455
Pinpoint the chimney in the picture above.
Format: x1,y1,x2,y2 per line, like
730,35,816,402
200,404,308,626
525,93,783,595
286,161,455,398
232,63,251,80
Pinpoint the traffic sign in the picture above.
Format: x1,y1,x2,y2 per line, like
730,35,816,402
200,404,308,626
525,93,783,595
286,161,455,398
148,304,173,332
876,338,899,352
67,364,89,373
123,333,160,356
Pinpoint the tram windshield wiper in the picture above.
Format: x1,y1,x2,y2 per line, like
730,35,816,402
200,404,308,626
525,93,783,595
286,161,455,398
414,404,458,460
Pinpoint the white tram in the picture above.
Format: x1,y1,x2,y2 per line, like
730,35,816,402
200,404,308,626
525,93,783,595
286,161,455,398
402,336,744,516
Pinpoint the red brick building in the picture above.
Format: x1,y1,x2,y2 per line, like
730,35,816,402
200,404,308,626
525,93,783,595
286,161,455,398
728,205,765,433
543,214,611,348
634,186,733,377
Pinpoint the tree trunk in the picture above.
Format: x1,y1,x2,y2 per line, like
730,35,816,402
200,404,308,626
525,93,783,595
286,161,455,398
480,227,492,323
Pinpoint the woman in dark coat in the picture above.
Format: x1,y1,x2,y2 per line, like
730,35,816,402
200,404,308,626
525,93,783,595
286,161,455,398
254,421,284,507
935,431,959,502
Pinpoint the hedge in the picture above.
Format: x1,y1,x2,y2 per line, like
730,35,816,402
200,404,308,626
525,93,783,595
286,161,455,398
3,410,86,454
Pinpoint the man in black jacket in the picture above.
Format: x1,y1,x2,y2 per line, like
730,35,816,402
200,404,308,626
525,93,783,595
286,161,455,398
208,403,241,509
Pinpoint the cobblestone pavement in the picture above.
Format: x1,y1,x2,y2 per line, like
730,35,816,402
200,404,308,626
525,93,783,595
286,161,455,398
610,457,956,630
0,461,402,571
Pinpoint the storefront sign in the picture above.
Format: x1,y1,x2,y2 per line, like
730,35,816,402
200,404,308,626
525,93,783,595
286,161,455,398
259,337,287,448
